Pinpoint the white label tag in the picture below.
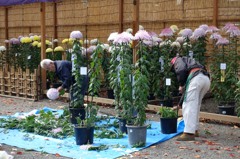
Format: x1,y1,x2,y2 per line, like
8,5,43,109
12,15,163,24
220,63,226,70
80,67,87,75
159,57,164,71
28,55,31,59
129,129,133,133
189,51,193,58
166,78,171,86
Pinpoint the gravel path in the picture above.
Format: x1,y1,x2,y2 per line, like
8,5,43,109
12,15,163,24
0,96,239,159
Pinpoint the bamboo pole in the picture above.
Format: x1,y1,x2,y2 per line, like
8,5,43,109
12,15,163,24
40,2,46,91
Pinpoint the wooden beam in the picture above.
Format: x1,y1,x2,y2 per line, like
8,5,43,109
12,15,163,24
132,0,139,64
213,0,218,27
119,0,124,33
40,2,46,91
53,2,58,41
4,7,8,41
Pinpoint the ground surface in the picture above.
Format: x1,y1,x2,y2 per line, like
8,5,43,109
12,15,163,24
0,96,239,159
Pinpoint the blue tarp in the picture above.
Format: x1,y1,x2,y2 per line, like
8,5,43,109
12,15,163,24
0,108,184,159
0,0,55,6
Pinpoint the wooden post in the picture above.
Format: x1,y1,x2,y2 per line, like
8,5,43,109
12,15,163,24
213,0,218,27
4,7,9,49
132,0,139,64
40,2,46,91
119,0,124,33
53,2,58,43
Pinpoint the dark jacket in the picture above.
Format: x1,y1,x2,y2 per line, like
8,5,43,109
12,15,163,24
172,56,209,106
54,60,75,90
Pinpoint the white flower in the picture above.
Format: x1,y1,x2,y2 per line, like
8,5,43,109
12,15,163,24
126,28,133,34
90,39,98,45
175,37,185,44
139,25,144,30
171,42,181,48
108,32,118,42
0,46,6,51
70,30,83,39
46,88,59,100
84,39,89,44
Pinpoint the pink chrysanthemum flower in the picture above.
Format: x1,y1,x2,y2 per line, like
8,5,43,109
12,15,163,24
9,38,20,45
226,25,240,37
199,24,209,31
210,33,222,40
134,30,151,41
46,88,59,100
51,127,63,134
216,37,229,45
108,32,118,42
206,26,220,33
222,23,235,31
159,28,174,37
191,28,206,40
178,28,193,38
175,37,185,44
70,31,83,39
87,45,97,53
113,32,134,44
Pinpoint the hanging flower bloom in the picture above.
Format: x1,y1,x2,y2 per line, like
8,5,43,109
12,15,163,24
191,28,206,40
108,32,118,42
170,25,179,33
32,41,39,47
54,46,64,52
113,32,134,44
210,33,222,40
226,25,240,37
51,127,63,134
159,28,174,37
178,28,193,38
90,39,98,45
46,88,59,100
62,39,69,44
46,48,53,53
70,30,83,39
0,46,6,51
134,30,151,41
175,37,185,44
199,24,209,31
206,26,219,33
216,37,229,46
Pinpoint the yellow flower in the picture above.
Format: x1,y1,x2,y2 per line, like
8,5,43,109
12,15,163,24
62,39,69,44
178,29,184,36
32,41,39,47
79,40,83,45
46,48,53,53
54,46,64,52
46,40,50,45
170,25,179,33
21,37,32,43
68,38,74,45
33,35,40,41
37,43,41,48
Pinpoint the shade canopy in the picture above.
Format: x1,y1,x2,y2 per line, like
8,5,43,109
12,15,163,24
0,0,55,6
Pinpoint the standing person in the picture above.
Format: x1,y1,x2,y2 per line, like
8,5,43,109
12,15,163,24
171,56,210,141
40,59,88,99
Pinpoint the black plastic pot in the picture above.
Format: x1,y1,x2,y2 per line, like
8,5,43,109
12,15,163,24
218,106,235,116
160,117,177,134
107,89,115,99
118,118,127,134
74,127,94,145
69,107,85,124
159,99,173,107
